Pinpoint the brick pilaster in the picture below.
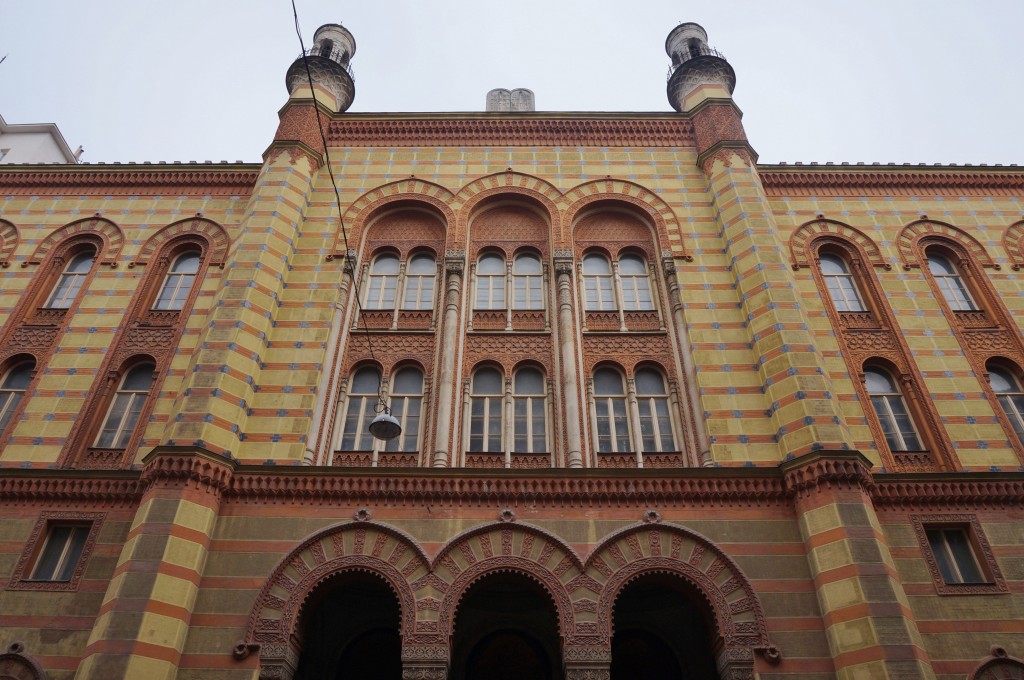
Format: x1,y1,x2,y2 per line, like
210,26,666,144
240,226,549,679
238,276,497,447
75,448,233,680
783,452,935,680
691,98,852,457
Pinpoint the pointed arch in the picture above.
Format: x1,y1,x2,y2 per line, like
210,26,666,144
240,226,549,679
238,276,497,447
454,171,563,242
244,520,427,652
563,178,687,259
1004,220,1024,271
585,522,770,652
433,521,579,643
897,218,997,270
134,216,231,268
24,216,124,268
0,219,20,268
335,179,455,258
789,218,889,270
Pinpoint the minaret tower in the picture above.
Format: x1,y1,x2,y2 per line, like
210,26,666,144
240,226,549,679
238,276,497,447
285,23,356,112
665,22,735,113
664,22,937,680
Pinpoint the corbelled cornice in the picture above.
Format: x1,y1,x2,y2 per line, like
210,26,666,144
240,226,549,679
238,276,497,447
0,164,260,196
326,113,695,147
759,165,1024,197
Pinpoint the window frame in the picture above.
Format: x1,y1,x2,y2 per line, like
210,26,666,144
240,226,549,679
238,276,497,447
401,252,437,311
863,365,924,453
925,250,979,313
474,252,507,311
364,252,401,311
382,365,425,454
0,358,35,436
511,252,545,311
93,363,156,450
512,366,548,454
339,366,383,452
591,366,633,454
911,514,1007,596
8,511,105,592
818,252,867,313
468,366,505,453
634,367,677,453
45,250,95,309
153,250,202,311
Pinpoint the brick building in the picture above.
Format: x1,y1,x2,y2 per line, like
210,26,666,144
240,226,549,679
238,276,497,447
0,21,1022,680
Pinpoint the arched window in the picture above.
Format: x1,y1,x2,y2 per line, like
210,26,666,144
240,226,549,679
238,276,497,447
47,251,94,308
513,368,546,453
987,364,1024,442
927,253,977,311
512,253,543,310
593,367,630,453
154,251,201,310
95,364,154,449
383,367,423,453
618,254,654,311
865,366,922,452
366,254,400,310
475,254,506,310
582,254,615,311
0,360,34,434
340,367,380,450
469,367,503,452
819,253,866,312
635,368,675,452
401,254,436,310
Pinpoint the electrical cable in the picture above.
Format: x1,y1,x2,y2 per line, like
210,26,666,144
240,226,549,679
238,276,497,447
290,0,389,414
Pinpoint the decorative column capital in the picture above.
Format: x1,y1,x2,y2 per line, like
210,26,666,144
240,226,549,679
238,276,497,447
445,250,466,277
140,446,236,495
780,450,874,499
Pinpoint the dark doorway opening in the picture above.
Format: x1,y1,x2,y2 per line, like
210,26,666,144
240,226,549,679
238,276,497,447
610,574,719,680
294,571,402,680
450,571,562,680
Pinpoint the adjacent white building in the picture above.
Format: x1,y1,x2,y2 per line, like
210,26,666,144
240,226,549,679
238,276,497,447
0,114,80,164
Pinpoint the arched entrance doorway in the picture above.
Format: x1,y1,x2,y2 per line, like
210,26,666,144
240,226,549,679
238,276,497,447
293,570,402,680
610,573,719,680
450,571,562,680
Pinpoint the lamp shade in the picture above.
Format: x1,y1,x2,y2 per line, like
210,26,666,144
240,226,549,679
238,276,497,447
368,408,402,441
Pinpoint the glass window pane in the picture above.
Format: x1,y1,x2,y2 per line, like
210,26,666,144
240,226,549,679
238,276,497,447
473,369,503,394
56,527,89,581
478,254,504,275
926,255,956,276
173,252,201,273
618,254,646,275
819,254,847,275
513,253,541,274
945,529,984,583
408,254,434,274
926,528,959,584
594,369,624,395
583,254,611,275
514,369,544,394
635,369,666,395
351,368,380,394
392,368,423,394
371,254,399,274
865,369,896,394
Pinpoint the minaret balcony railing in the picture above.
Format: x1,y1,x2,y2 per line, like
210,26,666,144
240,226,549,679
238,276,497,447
298,47,356,80
666,45,727,80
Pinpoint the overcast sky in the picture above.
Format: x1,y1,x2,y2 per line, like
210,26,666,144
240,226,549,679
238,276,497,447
2,1,1022,165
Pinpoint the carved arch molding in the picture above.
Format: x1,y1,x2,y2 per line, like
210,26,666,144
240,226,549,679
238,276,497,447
971,646,1024,680
0,642,49,680
241,517,775,679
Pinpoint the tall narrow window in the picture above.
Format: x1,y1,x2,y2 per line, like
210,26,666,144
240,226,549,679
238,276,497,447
927,254,977,311
925,527,986,585
383,367,423,453
47,252,93,308
402,254,436,310
475,254,505,310
819,253,865,312
96,364,154,448
366,254,400,310
0,360,34,434
513,368,546,452
583,254,615,311
618,254,653,311
865,367,922,451
512,253,544,310
340,367,380,450
988,364,1024,442
594,368,631,453
30,524,90,582
469,368,503,452
154,251,201,310
635,368,675,452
